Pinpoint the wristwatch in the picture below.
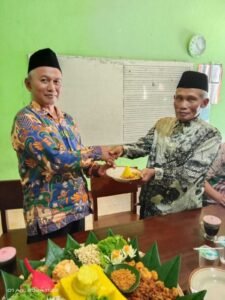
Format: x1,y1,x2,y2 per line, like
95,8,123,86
154,167,164,180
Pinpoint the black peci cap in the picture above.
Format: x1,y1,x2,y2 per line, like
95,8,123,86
28,48,61,73
177,71,208,92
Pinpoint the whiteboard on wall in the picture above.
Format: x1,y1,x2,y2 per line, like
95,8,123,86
58,57,123,146
58,56,193,145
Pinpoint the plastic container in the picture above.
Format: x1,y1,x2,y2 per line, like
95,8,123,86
215,235,225,264
198,245,220,267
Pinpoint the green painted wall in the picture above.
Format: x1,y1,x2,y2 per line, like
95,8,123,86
1,0,225,180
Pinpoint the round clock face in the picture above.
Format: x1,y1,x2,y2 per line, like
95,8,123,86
188,35,206,57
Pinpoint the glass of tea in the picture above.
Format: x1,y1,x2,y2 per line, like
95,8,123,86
203,215,221,241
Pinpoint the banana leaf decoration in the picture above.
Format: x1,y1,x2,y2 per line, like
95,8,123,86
85,231,99,245
1,271,24,299
65,233,81,250
141,242,161,270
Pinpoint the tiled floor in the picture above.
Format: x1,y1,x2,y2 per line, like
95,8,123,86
2,191,140,235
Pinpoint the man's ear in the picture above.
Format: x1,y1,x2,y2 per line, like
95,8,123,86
24,77,31,91
173,94,176,103
201,98,209,108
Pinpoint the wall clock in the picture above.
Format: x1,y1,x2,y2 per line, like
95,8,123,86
188,35,206,57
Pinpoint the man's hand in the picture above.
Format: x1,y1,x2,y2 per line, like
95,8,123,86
81,158,94,168
109,145,124,159
140,168,155,183
88,162,113,177
97,163,112,176
100,146,116,166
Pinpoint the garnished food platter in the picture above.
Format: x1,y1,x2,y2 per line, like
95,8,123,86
1,229,206,299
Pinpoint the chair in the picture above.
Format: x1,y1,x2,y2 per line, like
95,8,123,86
0,180,24,233
90,175,138,221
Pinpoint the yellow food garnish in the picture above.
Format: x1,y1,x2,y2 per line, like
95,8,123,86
73,265,99,296
121,166,140,180
57,264,126,300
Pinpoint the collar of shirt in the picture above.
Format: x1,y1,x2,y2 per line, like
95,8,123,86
178,116,199,126
30,101,64,122
173,117,199,134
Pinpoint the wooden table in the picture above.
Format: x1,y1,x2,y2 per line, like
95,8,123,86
0,204,225,297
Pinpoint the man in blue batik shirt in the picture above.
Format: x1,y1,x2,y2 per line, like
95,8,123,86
12,48,112,243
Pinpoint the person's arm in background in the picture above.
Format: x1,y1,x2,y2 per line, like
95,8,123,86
204,181,225,206
206,143,225,180
204,143,225,206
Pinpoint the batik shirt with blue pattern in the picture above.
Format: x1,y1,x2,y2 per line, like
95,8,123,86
11,101,102,236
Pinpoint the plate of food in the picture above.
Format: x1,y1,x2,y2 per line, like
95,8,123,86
1,230,206,300
189,267,225,300
106,166,141,183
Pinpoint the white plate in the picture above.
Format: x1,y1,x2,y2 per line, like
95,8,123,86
106,166,141,183
189,267,225,300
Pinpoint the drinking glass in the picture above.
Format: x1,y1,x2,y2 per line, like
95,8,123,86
203,215,221,241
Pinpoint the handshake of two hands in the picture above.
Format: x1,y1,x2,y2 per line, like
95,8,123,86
101,145,124,164
92,145,123,177
96,146,155,183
